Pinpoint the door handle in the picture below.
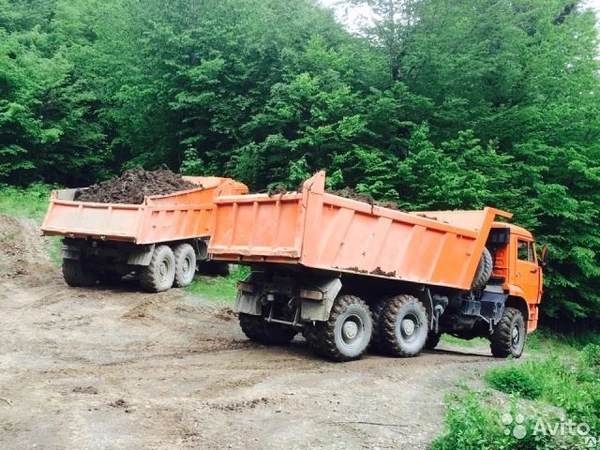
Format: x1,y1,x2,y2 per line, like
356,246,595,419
530,269,538,274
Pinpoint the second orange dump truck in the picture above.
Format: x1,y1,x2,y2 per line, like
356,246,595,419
209,171,545,361
41,176,248,292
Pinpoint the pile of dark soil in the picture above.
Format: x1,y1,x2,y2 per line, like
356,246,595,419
75,167,198,204
328,187,405,212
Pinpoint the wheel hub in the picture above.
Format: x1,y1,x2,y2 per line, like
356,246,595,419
402,318,416,336
342,320,359,340
159,262,168,281
512,325,520,344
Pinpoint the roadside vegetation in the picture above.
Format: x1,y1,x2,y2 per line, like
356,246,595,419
187,265,250,303
432,342,600,450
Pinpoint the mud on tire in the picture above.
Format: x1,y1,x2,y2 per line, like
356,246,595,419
309,295,372,362
239,313,297,345
380,295,428,357
62,259,97,287
490,307,526,358
139,245,176,292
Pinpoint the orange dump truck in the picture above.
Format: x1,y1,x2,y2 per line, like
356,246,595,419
41,177,248,292
208,171,545,361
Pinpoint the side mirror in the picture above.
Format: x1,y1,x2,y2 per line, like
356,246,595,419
540,245,549,268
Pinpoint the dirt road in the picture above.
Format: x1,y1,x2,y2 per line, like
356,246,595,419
0,215,501,449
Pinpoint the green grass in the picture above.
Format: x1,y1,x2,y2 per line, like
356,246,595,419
526,328,600,355
0,183,54,220
440,334,489,348
187,265,250,302
432,344,600,450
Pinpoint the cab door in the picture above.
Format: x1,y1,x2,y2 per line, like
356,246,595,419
514,238,541,303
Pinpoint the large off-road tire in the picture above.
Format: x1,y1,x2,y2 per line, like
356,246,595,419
472,247,493,290
62,259,97,287
139,245,176,292
490,307,526,358
239,313,297,345
310,295,372,362
425,330,442,350
173,243,196,288
380,294,428,357
368,297,387,353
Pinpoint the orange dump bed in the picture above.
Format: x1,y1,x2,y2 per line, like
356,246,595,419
41,177,248,244
209,172,511,290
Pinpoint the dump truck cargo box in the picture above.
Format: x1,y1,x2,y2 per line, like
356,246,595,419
41,177,248,244
208,172,511,290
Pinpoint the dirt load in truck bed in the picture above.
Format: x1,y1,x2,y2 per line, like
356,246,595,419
75,167,198,204
328,187,404,211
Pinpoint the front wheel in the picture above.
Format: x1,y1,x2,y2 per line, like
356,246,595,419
309,295,372,362
490,307,526,358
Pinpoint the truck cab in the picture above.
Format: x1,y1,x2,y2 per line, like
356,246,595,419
488,223,544,333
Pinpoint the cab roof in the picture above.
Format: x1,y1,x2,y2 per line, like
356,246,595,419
492,221,534,239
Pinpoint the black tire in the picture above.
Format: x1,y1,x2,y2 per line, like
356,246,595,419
381,295,428,357
62,259,97,287
239,313,297,345
139,245,176,292
490,307,526,358
173,243,196,288
369,297,387,353
98,270,123,286
472,247,493,290
425,331,442,350
310,295,372,362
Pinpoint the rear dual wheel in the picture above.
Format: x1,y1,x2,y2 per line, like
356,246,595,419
372,295,429,357
239,313,298,345
140,245,176,292
140,243,197,292
173,243,196,288
62,259,97,287
307,295,373,362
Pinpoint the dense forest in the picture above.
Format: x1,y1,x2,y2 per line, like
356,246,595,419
1,0,599,324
